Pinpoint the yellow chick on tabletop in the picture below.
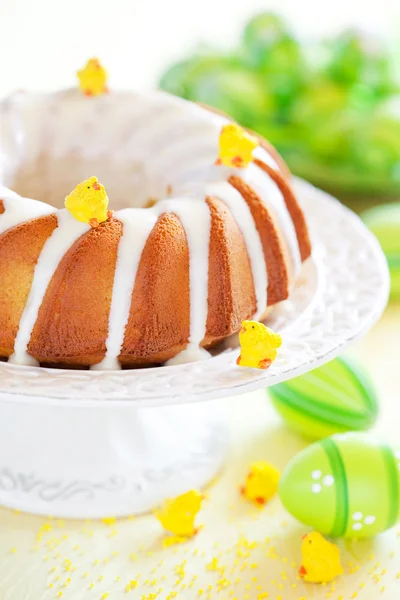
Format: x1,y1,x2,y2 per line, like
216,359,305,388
77,58,108,96
216,123,258,168
241,461,280,505
236,320,282,369
299,532,344,583
65,176,112,228
155,490,204,538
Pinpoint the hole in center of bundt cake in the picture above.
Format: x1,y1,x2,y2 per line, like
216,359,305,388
7,154,163,211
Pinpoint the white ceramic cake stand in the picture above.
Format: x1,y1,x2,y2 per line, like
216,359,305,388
0,180,389,519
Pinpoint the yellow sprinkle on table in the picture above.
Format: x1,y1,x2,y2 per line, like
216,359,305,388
175,562,186,580
257,594,268,599
89,583,95,589
396,573,400,579
206,557,223,572
381,586,386,593
130,553,138,561
216,578,230,591
57,593,63,598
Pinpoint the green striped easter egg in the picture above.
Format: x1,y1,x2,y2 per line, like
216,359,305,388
279,433,400,538
269,357,378,440
362,203,400,299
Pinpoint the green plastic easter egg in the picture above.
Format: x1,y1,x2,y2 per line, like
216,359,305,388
362,203,400,300
269,357,378,440
280,433,400,538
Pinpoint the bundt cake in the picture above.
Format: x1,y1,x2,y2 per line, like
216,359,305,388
0,89,311,369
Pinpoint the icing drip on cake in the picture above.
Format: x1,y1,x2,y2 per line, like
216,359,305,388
92,209,157,371
158,198,212,366
205,180,268,319
9,210,90,365
242,161,302,276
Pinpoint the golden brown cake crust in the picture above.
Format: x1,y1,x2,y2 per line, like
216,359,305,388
28,218,122,365
204,196,256,343
0,212,57,357
254,159,311,262
228,175,290,305
120,212,191,365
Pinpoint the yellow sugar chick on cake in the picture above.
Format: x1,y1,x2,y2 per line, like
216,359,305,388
240,461,280,505
77,58,108,96
65,176,111,228
237,320,282,369
299,532,344,583
216,123,258,168
155,490,204,538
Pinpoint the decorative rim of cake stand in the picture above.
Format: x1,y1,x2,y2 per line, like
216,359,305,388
0,179,389,407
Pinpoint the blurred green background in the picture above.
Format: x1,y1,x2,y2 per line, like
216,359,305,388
160,13,400,211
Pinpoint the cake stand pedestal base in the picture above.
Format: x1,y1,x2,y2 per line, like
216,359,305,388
0,396,228,518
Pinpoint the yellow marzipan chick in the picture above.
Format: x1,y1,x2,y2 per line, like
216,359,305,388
216,123,258,168
237,320,282,369
77,58,108,96
65,176,110,228
155,490,203,538
299,532,344,583
241,461,280,505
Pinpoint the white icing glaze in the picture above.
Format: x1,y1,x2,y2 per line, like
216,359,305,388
92,209,157,371
8,210,90,365
206,180,267,319
155,197,211,352
0,88,305,368
242,160,302,276
0,185,54,234
166,344,211,366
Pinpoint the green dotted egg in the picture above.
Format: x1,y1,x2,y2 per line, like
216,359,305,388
268,357,378,440
279,433,400,538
